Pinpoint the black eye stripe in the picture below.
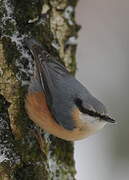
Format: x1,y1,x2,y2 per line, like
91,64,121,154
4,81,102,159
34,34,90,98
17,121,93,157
74,98,115,123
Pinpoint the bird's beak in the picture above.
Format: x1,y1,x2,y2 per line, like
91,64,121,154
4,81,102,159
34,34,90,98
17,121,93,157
101,115,116,123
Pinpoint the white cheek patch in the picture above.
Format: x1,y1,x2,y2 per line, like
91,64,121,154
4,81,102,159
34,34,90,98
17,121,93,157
79,112,107,131
80,112,98,124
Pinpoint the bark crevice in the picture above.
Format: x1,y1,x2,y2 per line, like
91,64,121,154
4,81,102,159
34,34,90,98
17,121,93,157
0,0,79,179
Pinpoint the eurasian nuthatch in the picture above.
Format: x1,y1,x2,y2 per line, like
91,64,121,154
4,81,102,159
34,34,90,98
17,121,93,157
25,38,115,141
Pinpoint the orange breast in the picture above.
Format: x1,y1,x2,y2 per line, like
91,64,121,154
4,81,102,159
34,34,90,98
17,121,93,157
25,92,93,141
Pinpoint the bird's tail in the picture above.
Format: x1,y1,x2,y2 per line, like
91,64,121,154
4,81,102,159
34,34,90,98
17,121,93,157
24,38,49,61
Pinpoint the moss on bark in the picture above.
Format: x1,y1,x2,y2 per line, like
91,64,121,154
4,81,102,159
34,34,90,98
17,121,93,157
0,0,79,179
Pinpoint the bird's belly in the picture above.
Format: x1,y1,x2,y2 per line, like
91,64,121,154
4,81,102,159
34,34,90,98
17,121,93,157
25,92,105,141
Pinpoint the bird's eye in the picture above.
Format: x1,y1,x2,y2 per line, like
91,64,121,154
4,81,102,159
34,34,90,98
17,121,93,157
74,98,82,106
74,98,86,113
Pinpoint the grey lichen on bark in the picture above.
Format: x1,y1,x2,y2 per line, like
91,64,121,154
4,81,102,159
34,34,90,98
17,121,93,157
0,0,80,179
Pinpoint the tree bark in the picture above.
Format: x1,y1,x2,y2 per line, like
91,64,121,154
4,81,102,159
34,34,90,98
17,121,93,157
0,0,79,179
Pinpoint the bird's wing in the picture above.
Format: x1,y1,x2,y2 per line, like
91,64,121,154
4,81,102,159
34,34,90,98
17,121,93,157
25,39,75,130
35,59,76,130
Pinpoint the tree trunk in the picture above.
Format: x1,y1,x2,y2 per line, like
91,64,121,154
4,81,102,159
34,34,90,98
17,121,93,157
0,0,79,179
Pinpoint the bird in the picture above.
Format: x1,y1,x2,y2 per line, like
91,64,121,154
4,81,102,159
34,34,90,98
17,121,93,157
24,38,115,141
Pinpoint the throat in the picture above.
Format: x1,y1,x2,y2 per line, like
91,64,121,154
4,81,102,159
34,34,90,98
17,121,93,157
80,112,98,124
79,112,107,131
